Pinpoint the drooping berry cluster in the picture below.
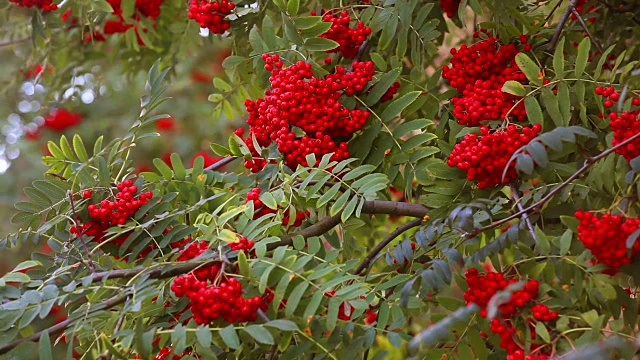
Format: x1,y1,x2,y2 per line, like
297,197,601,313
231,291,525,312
246,188,309,227
241,54,374,172
443,30,528,126
311,10,372,59
43,109,83,132
447,124,542,188
188,0,235,34
9,0,57,11
575,211,640,269
439,0,461,18
464,269,557,359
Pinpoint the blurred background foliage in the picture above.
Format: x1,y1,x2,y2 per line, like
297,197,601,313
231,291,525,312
0,1,239,274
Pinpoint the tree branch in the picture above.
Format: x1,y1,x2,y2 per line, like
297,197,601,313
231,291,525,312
467,131,640,238
0,36,30,48
570,7,604,53
0,294,129,355
204,156,237,171
542,0,579,62
271,200,430,249
90,259,221,283
353,218,424,276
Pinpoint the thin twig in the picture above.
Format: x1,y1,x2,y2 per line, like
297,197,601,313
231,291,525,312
353,218,424,276
466,130,640,238
204,156,237,171
544,0,565,24
570,7,604,53
510,183,536,240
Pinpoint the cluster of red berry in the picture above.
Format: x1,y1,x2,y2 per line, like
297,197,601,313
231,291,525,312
443,31,528,126
464,269,541,318
311,10,372,59
8,0,57,11
175,240,223,281
246,188,309,227
170,237,272,325
594,86,640,161
575,211,640,269
87,181,153,226
43,109,83,132
439,0,461,18
490,319,553,360
188,0,235,34
380,81,401,102
240,54,374,172
447,124,542,189
464,269,557,359
22,63,53,80
229,237,255,252
70,180,151,243
609,110,640,161
171,275,271,324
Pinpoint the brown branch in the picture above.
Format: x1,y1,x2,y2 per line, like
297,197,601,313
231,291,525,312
270,200,430,249
204,156,237,171
0,294,128,355
467,130,640,238
542,0,579,63
570,7,604,53
353,218,424,276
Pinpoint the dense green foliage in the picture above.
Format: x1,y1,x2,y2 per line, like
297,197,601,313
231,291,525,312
1,0,640,359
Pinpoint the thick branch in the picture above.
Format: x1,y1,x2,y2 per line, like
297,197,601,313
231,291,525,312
0,294,128,355
467,131,640,237
270,200,430,249
353,218,424,275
